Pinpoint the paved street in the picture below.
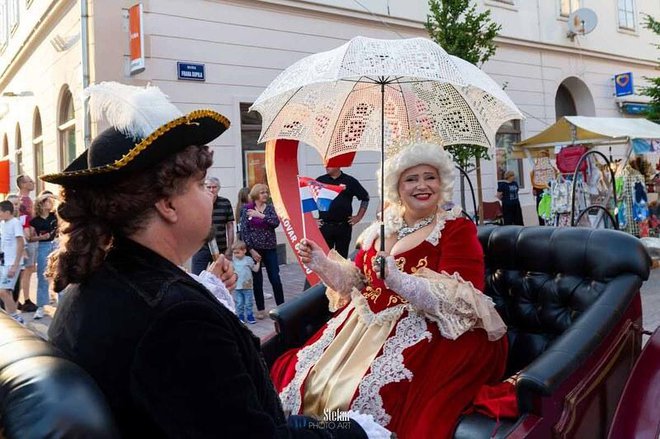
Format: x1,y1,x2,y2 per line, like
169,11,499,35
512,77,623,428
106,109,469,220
20,262,660,344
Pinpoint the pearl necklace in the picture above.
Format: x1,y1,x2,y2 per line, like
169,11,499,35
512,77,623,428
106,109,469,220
397,213,436,240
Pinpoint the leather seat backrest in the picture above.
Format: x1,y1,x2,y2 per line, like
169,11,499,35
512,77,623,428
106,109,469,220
477,225,650,375
0,312,120,438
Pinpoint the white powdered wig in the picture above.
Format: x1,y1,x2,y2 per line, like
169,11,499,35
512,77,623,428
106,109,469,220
378,142,455,207
83,82,183,140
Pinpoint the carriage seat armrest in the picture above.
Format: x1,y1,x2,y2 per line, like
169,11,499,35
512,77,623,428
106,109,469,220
268,283,331,350
516,275,642,412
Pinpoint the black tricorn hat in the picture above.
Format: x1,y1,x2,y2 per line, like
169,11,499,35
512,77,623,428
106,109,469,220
41,83,229,186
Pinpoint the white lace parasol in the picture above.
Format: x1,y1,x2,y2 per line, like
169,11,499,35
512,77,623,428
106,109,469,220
251,36,523,162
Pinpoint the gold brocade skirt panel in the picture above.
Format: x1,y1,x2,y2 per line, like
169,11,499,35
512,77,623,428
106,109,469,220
302,309,395,417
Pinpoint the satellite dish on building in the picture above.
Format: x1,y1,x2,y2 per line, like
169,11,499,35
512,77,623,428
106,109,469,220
567,8,598,39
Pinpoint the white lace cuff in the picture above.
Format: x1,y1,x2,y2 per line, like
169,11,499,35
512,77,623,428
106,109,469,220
196,270,236,314
345,410,392,438
383,257,506,341
306,249,365,310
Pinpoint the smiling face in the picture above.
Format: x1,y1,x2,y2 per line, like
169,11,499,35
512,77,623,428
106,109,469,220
398,164,442,219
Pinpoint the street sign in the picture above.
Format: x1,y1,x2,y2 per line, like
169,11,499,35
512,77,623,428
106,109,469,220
614,72,633,97
177,62,205,81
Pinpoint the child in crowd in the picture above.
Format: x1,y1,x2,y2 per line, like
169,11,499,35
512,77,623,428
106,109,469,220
231,240,260,324
0,200,25,323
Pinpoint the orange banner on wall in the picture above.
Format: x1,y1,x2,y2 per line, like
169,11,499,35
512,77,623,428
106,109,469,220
0,160,10,194
266,139,329,286
129,3,145,74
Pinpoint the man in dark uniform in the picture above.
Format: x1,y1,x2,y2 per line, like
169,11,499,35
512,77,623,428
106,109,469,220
43,83,372,438
317,167,369,258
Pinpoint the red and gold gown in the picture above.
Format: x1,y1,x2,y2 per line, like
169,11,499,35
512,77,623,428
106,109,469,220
271,210,512,439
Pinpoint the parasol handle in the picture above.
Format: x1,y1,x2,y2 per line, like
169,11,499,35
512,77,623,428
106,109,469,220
378,223,386,279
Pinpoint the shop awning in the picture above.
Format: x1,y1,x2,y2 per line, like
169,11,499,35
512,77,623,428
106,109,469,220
513,116,660,157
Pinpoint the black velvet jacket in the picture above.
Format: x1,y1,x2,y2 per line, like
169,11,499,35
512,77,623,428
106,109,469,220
49,237,366,438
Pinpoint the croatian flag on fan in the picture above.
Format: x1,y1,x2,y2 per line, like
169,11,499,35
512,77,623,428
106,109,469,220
298,176,345,213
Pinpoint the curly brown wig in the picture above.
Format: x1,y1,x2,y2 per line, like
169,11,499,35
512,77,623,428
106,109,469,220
47,144,213,292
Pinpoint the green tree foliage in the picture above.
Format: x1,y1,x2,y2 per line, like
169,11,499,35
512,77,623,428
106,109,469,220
425,0,502,170
643,15,660,122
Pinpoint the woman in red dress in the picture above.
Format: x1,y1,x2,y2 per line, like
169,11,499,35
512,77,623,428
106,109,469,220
271,141,509,439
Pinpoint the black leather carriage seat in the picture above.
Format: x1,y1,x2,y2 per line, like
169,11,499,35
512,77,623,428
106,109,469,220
0,312,120,438
478,225,650,379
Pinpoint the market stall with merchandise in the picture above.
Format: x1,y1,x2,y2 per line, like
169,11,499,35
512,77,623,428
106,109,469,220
514,116,660,236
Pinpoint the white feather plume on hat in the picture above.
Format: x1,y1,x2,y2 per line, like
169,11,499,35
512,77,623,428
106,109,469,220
83,82,183,140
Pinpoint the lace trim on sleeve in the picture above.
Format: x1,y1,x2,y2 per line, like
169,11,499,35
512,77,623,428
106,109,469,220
318,250,365,312
384,259,506,341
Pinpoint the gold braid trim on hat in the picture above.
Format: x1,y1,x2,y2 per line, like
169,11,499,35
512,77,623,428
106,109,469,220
41,109,230,182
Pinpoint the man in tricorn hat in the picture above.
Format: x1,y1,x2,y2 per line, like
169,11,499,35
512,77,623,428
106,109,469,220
43,82,377,438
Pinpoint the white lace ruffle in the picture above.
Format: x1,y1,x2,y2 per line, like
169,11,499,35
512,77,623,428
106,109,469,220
383,259,506,341
352,289,407,326
350,311,432,426
305,248,365,297
322,250,365,311
358,205,463,250
279,304,354,414
193,271,236,314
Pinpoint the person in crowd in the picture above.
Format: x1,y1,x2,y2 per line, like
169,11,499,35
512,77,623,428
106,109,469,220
16,175,38,313
272,141,510,439
4,194,24,305
28,193,58,319
190,176,234,274
239,183,285,319
497,170,524,225
44,82,375,438
316,167,369,258
231,240,260,324
530,150,557,225
235,186,250,241
0,200,25,323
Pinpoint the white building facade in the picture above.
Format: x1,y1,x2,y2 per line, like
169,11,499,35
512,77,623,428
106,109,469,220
0,0,658,231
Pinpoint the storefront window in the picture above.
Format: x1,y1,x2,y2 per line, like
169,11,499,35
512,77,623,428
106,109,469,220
495,120,523,186
58,86,76,168
240,102,267,189
33,107,43,193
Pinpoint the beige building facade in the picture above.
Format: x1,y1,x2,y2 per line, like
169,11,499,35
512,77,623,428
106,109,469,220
0,0,658,231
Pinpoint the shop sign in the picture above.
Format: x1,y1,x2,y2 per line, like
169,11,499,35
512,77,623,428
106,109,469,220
128,4,145,75
177,62,205,81
614,72,633,97
622,103,648,115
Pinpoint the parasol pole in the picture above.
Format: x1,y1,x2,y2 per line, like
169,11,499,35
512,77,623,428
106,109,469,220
379,78,386,278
